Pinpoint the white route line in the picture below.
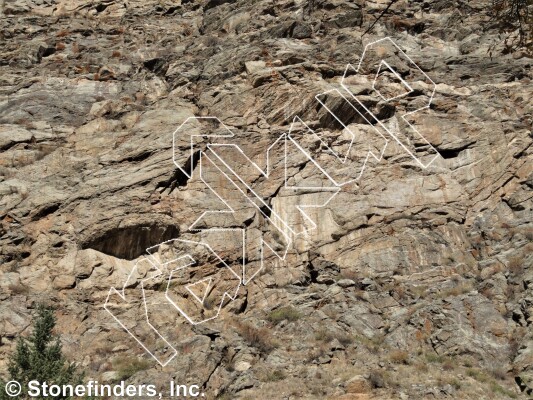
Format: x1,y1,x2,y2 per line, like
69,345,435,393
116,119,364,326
294,92,389,186
186,277,213,305
162,238,242,325
104,257,179,367
105,37,444,365
341,36,441,169
373,59,414,102
172,116,234,179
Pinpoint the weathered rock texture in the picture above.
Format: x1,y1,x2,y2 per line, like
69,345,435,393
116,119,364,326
0,0,532,399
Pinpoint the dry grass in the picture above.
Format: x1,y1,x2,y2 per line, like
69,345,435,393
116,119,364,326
490,367,508,381
336,332,354,347
354,333,385,354
509,327,526,359
389,349,409,364
411,285,428,298
369,369,397,389
94,342,115,356
305,343,329,363
438,375,462,391
507,257,524,275
234,321,277,353
314,328,354,347
438,282,473,298
442,358,455,371
56,29,70,37
8,283,28,295
314,328,334,343
414,361,429,373
0,166,15,178
339,268,358,281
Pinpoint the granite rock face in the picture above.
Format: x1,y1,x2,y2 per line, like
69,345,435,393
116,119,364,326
0,0,532,398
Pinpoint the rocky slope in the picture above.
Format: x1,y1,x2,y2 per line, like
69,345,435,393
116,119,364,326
0,0,532,398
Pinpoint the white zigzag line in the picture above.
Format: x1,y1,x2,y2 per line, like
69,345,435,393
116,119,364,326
162,238,242,325
105,37,444,365
341,36,441,169
104,257,179,366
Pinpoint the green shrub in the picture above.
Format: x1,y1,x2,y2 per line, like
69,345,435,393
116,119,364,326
490,382,518,398
466,368,489,383
112,357,151,381
267,306,301,324
425,353,446,363
314,328,334,343
450,379,462,391
265,370,286,382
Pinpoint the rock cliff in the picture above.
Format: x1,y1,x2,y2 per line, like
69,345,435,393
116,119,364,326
0,0,532,398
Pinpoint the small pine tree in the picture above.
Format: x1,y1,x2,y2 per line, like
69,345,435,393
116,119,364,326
0,304,83,400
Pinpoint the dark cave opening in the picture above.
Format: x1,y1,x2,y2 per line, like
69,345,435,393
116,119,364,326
80,223,180,260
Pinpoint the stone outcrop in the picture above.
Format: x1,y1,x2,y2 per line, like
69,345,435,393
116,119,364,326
0,0,532,398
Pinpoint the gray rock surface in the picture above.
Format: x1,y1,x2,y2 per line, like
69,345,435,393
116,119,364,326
0,0,531,398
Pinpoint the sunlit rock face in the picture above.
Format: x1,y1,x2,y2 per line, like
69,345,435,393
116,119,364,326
0,0,532,398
